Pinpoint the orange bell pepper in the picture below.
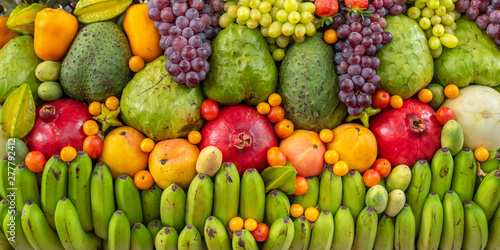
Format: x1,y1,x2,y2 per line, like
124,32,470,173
0,16,18,49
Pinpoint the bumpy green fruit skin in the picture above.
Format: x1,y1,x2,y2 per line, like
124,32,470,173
121,56,205,141
435,17,500,88
203,23,278,106
60,21,132,102
376,15,434,99
278,32,346,132
0,36,41,103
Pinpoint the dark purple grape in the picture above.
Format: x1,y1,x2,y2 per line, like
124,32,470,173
348,106,363,116
348,32,363,45
176,0,187,3
389,5,402,16
477,14,491,29
352,75,365,88
344,40,352,48
154,21,160,29
199,70,207,81
350,22,363,33
181,45,197,60
371,13,381,22
373,0,383,8
190,0,204,10
172,36,188,51
361,67,374,78
370,57,381,70
348,65,362,76
471,0,481,9
331,15,345,28
337,24,351,39
161,35,174,49
179,60,191,72
191,58,205,72
147,0,156,9
361,82,377,95
362,36,373,48
335,40,345,52
196,47,209,60
201,4,214,14
342,46,354,55
338,74,352,83
379,17,387,28
338,90,349,103
167,63,181,76
185,8,200,20
365,45,377,56
173,2,188,16
176,16,190,29
160,8,175,23
348,13,362,23
466,7,480,20
361,16,372,26
149,8,161,21
177,72,187,84
455,0,470,12
490,10,500,24
334,53,344,64
361,27,373,37
347,53,361,64
182,28,195,38
340,79,354,92
155,0,171,9
493,0,500,8
213,27,221,35
345,94,357,107
487,5,496,15
200,14,212,27
210,13,219,27
190,18,205,33
382,31,393,44
340,61,349,71
382,0,394,9
370,22,383,33
368,74,381,85
197,32,207,41
188,35,203,48
169,51,182,63
357,93,371,108
204,26,215,39
165,47,175,58
480,0,489,12
394,0,405,5
371,32,383,44
335,65,346,75
375,7,387,17
354,45,366,55
210,0,224,11
201,42,212,56
158,22,174,36
486,23,500,38
360,57,373,68
169,25,182,36
375,43,384,51
203,60,210,72
185,72,200,87
367,4,376,13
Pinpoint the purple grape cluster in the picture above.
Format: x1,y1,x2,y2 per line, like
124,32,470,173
332,11,393,116
147,0,222,87
368,0,407,18
456,0,500,45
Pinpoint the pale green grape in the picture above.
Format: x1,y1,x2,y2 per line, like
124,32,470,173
407,6,421,19
294,23,306,37
419,17,432,29
300,12,314,24
276,10,289,22
261,26,269,37
219,12,235,28
274,0,285,9
449,22,457,30
272,49,285,61
417,0,427,3
443,26,454,34
422,7,434,18
239,0,250,7
441,14,454,25
260,13,273,26
305,22,316,36
313,18,321,29
224,1,236,11
268,21,284,38
269,43,278,53
445,5,454,12
449,10,461,20
251,8,261,21
430,45,442,58
228,5,238,18
237,6,251,20
432,24,444,36
270,7,279,20
430,15,441,25
415,1,426,8
259,2,272,13
284,0,298,12
292,33,305,43
297,2,315,13
250,0,261,8
267,37,276,44
428,36,441,50
276,34,290,48
439,33,458,48
264,0,276,5
288,11,301,24
435,6,446,16
440,0,454,8
425,27,433,38
236,17,247,25
246,19,259,29
426,0,440,9
282,21,295,36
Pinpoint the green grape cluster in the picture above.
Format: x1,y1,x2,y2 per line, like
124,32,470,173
219,0,318,61
407,0,460,58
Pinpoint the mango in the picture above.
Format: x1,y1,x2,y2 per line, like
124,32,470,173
441,120,464,156
386,164,412,193
385,189,406,217
35,61,61,82
195,146,223,177
365,185,389,214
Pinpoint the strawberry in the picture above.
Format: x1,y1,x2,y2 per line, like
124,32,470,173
314,0,339,17
344,0,369,10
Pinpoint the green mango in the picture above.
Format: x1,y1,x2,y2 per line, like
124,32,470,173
0,84,35,139
6,3,45,35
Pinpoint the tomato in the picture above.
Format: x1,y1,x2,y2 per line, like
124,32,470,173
268,93,282,107
474,147,489,162
319,129,333,143
251,223,270,242
105,96,119,111
304,207,319,222
134,170,154,190
418,89,433,103
371,158,391,178
444,84,459,99
290,204,304,218
201,99,220,121
267,147,286,166
83,136,103,159
60,146,77,162
436,107,455,126
373,90,390,109
257,102,271,115
363,169,381,187
129,56,145,73
274,119,294,139
244,218,258,231
25,151,47,173
390,95,403,109
188,131,202,144
83,120,99,136
333,160,349,176
293,176,309,195
140,138,155,153
229,217,244,232
324,150,339,165
324,29,338,44
88,102,102,116
267,106,285,123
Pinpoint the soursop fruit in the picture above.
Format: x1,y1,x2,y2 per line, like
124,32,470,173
376,14,434,99
435,17,500,87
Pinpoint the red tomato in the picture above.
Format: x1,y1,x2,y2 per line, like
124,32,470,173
251,223,269,242
436,107,455,126
83,136,103,159
267,106,285,123
372,90,390,109
201,99,220,121
363,169,381,187
371,158,391,178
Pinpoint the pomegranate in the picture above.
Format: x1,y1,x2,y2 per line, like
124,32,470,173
25,99,92,159
199,105,278,175
369,98,442,167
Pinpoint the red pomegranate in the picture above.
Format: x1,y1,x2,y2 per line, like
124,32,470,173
25,99,92,158
369,98,442,167
199,104,278,175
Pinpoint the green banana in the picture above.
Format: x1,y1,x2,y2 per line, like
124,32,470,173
213,162,240,227
239,168,266,223
160,183,186,233
147,219,163,244
318,166,342,215
21,200,64,250
178,224,205,250
0,199,9,231
0,156,9,200
13,163,40,212
308,210,334,250
352,206,378,250
473,170,500,221
155,227,178,250
115,173,143,227
131,223,154,250
290,215,311,250
40,154,68,231
394,204,415,250
486,203,500,250
265,190,290,226
204,216,230,250
417,192,443,250
451,147,477,203
332,205,355,250
90,162,115,240
262,217,295,250
0,230,13,250
374,214,394,250
107,210,131,250
463,200,489,250
141,183,162,225
405,159,431,236
481,151,500,174
185,173,213,234
54,197,102,250
341,170,365,221
3,209,34,250
430,147,454,201
68,151,93,232
440,190,465,250
291,176,319,209
232,229,258,250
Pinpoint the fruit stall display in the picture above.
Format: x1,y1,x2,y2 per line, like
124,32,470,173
1,0,500,248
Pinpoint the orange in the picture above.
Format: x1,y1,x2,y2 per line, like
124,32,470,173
244,218,258,231
418,89,433,103
324,150,339,165
229,217,244,232
290,204,304,218
324,29,338,44
444,84,459,99
188,131,202,144
474,147,489,162
319,129,334,143
390,95,403,109
268,93,282,106
140,138,155,153
304,207,319,222
257,102,271,115
333,161,349,176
